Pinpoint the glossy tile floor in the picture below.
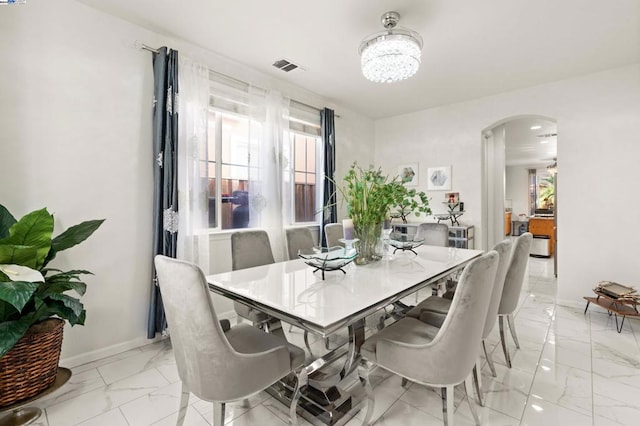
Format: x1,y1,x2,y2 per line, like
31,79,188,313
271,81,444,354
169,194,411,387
17,257,640,425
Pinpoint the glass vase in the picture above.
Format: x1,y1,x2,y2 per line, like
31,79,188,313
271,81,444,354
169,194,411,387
354,222,382,265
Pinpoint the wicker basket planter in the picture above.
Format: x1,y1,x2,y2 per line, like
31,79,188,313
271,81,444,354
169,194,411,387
0,318,64,408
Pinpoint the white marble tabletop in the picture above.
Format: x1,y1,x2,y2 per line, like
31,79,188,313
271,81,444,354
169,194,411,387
207,245,483,336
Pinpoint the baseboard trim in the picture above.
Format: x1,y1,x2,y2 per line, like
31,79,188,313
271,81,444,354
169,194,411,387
60,309,238,368
60,334,165,368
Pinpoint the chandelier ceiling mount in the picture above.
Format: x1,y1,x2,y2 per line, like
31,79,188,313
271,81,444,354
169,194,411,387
359,11,423,84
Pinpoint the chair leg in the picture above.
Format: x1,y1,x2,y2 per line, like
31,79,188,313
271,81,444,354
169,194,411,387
358,360,375,426
289,367,308,425
482,339,497,377
213,402,225,426
472,363,484,407
441,385,455,426
499,316,512,368
177,382,189,426
507,314,520,349
464,376,481,426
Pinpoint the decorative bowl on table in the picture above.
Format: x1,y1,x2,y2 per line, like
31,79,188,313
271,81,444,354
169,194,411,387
388,232,424,254
298,246,357,279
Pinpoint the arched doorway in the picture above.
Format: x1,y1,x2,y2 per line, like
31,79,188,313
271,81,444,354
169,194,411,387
481,115,557,271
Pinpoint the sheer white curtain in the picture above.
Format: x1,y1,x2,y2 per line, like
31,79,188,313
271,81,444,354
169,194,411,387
177,57,210,271
248,88,291,262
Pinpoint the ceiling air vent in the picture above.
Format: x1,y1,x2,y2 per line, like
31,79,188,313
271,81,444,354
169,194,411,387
537,133,558,138
272,59,300,72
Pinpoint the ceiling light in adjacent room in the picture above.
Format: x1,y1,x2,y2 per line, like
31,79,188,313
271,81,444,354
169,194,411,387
540,140,549,144
530,125,542,130
359,11,423,83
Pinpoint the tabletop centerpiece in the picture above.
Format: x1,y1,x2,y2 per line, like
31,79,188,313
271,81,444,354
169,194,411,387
337,163,431,265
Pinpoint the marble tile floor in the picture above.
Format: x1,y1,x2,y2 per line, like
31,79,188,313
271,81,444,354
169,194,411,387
13,257,640,426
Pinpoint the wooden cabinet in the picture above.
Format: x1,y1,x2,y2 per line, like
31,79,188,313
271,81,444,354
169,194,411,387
505,212,511,236
528,217,555,256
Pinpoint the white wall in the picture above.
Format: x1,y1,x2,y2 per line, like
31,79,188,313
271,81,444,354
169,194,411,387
375,64,640,307
0,0,373,365
506,166,530,217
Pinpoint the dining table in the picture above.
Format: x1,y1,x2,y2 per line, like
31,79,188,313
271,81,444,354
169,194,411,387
207,244,483,426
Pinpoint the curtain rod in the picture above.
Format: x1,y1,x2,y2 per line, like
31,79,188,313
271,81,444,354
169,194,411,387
138,41,339,117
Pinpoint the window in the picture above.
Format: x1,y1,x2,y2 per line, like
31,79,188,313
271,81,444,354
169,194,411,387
205,110,252,229
204,78,322,230
291,132,320,223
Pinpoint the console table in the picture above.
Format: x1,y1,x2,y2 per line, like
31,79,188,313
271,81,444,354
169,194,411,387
584,290,640,333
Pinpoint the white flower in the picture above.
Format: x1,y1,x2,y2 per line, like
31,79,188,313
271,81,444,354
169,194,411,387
0,264,45,283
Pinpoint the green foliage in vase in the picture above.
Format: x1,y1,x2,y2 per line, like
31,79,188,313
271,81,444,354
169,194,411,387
330,163,433,264
0,204,104,357
337,163,431,226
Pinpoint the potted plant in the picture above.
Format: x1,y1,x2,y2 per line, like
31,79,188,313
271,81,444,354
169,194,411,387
0,204,104,407
337,163,430,264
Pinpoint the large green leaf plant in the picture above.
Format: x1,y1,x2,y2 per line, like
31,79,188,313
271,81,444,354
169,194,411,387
0,204,104,357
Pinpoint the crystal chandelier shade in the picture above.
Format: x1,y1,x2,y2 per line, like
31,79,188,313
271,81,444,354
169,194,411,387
359,12,423,83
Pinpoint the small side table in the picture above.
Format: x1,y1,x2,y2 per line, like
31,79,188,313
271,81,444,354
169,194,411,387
0,367,71,426
583,291,640,333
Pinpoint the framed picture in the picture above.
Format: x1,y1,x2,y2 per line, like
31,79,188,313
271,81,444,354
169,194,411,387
398,163,419,186
427,166,452,190
445,192,459,204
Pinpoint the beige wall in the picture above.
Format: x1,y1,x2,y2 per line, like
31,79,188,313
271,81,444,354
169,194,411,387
0,0,374,365
375,64,640,307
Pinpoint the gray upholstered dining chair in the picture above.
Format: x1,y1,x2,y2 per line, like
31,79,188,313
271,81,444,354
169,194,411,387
285,227,315,260
415,222,449,247
405,239,513,406
284,227,326,350
498,232,533,368
154,255,307,426
358,251,499,426
324,223,344,247
231,230,275,326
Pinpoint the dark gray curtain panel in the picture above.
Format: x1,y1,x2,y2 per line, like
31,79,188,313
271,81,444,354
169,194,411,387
320,108,336,247
147,47,179,338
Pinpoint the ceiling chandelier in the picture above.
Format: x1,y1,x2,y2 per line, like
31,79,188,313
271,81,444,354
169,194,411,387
359,11,423,83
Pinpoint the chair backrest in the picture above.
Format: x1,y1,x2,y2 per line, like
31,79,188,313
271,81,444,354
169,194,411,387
285,227,315,260
414,251,499,385
231,230,275,271
415,223,449,247
324,223,344,247
499,233,533,315
154,255,240,400
483,239,513,338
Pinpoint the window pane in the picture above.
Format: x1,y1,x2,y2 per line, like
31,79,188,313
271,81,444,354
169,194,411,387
207,178,216,227
221,165,249,230
207,112,216,162
306,137,316,173
221,114,249,165
294,135,306,172
291,133,320,223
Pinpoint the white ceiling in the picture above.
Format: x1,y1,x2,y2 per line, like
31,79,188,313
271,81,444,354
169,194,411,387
502,117,557,167
76,0,639,119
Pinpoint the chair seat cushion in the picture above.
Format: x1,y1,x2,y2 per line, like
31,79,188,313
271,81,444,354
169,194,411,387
406,296,452,317
234,301,270,324
361,317,440,363
225,324,306,369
